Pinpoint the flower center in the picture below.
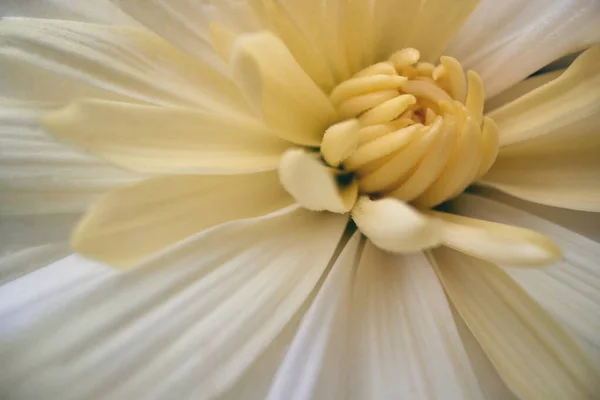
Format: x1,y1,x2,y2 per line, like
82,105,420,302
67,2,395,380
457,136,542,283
319,48,499,210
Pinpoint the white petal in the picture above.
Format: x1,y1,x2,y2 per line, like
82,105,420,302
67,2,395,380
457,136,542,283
279,149,357,213
348,244,485,399
481,46,600,211
267,232,363,400
0,0,134,25
231,31,337,146
431,246,597,400
447,0,600,97
112,0,259,74
44,99,291,174
352,196,442,253
71,171,294,268
449,192,600,370
429,210,561,266
0,104,140,215
0,243,70,285
0,18,247,112
1,208,347,400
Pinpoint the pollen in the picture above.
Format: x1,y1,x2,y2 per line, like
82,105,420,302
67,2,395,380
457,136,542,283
320,48,499,209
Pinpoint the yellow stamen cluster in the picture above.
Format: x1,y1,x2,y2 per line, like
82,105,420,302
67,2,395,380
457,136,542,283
322,48,499,209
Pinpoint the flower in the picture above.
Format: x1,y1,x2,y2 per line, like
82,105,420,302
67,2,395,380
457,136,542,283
1,0,599,399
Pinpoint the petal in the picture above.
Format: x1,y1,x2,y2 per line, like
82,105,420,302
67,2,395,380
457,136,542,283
0,104,140,215
449,192,600,370
267,232,363,400
351,196,442,253
231,31,337,147
481,46,600,211
44,99,291,174
447,0,600,97
430,246,597,400
72,171,295,268
348,244,485,399
0,18,247,112
112,0,259,73
1,208,347,399
0,243,70,285
320,119,360,168
428,210,561,266
279,149,358,213
0,0,134,25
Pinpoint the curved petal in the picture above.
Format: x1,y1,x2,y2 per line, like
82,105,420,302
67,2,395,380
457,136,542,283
0,243,70,285
279,149,357,213
0,208,347,399
0,104,140,215
449,193,600,371
428,210,561,267
447,0,600,97
430,246,597,400
112,0,259,74
0,0,134,25
351,196,442,253
231,31,337,147
44,99,291,174
481,46,600,211
72,171,295,268
0,18,247,112
348,244,485,399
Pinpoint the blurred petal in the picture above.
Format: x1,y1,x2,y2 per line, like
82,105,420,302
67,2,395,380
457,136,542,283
348,244,484,399
1,208,347,399
231,31,337,146
0,104,139,215
112,0,259,73
0,243,70,284
0,0,134,25
352,196,442,253
431,246,597,400
449,193,600,370
448,0,600,97
0,18,247,112
72,171,294,268
44,99,291,174
482,46,600,211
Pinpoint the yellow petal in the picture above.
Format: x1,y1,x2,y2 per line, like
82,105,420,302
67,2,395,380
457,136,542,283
278,149,357,213
431,247,597,400
231,31,337,147
372,0,421,61
209,22,236,63
320,119,360,168
428,210,561,266
72,171,294,268
475,116,499,179
352,196,442,253
43,99,291,174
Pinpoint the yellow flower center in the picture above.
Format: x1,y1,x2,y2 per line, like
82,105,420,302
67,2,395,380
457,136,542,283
320,48,499,210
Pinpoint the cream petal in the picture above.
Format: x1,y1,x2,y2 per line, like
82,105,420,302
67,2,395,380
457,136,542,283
278,149,357,213
267,232,363,400
320,119,360,168
0,208,347,399
0,104,140,215
348,244,485,399
431,246,597,400
447,0,600,97
428,210,561,266
351,196,442,253
44,99,291,174
71,171,295,268
449,192,600,370
0,0,134,25
231,31,337,146
372,0,421,62
0,18,247,112
403,0,478,62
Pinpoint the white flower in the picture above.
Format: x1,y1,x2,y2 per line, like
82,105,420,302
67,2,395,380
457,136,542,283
1,1,599,399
